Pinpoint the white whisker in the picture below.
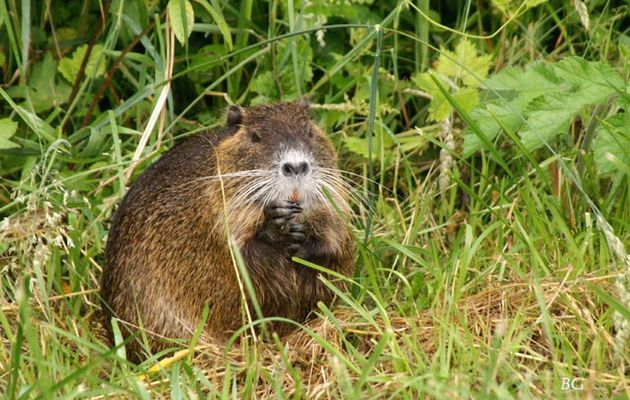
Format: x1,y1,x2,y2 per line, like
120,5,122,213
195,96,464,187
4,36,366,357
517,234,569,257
315,169,374,215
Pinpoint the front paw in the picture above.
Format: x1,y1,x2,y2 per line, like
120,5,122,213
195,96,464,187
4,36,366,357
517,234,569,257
260,200,304,247
263,199,302,229
284,222,306,254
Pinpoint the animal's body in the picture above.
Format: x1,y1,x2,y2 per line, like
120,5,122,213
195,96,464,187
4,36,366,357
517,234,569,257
101,100,355,360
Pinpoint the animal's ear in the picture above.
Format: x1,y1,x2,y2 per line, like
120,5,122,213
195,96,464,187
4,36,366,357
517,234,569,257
226,105,244,126
297,96,310,112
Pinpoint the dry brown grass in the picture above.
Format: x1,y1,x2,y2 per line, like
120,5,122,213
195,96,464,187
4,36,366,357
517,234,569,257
112,274,625,398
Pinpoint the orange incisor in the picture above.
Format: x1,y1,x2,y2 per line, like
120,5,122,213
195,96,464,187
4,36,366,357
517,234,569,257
289,189,301,203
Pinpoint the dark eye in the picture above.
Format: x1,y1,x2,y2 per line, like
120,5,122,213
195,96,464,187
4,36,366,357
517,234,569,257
251,131,261,143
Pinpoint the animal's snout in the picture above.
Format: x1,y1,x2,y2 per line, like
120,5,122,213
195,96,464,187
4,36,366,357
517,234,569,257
282,161,309,177
279,148,312,178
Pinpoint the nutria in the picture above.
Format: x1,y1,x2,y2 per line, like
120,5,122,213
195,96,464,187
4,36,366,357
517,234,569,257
101,100,355,361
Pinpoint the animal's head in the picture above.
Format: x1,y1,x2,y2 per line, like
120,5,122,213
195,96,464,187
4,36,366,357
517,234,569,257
214,99,348,213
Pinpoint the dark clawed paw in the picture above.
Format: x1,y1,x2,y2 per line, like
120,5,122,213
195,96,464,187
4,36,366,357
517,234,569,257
261,200,305,248
286,223,306,241
263,200,303,229
284,223,306,254
287,243,302,253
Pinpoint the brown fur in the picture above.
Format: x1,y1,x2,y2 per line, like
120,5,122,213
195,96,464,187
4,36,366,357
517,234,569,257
101,101,355,361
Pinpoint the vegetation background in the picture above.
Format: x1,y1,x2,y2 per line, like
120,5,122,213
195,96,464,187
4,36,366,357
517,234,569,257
1,0,629,398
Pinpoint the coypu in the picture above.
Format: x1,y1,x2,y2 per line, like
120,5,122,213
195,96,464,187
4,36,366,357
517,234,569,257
101,100,355,360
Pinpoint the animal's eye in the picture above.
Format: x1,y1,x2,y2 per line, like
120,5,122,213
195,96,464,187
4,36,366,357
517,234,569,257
251,131,262,143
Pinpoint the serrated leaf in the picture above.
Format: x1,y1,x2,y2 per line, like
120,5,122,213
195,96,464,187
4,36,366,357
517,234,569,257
411,72,435,95
426,94,449,122
485,61,568,100
436,39,491,87
517,60,623,151
413,73,447,121
463,101,524,156
485,57,622,108
452,88,479,112
25,52,71,112
413,73,479,122
466,57,627,155
0,118,19,149
250,71,279,103
58,44,107,83
553,57,624,93
593,112,630,176
168,0,195,46
519,93,574,150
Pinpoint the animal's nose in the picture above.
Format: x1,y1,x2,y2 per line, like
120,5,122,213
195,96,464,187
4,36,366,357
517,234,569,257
282,161,309,177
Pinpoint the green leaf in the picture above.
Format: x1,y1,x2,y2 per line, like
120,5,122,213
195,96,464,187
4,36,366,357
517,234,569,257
519,93,574,150
58,44,107,83
343,136,371,159
250,71,279,104
277,38,314,99
398,132,429,153
553,57,624,94
343,134,394,161
24,52,71,112
413,72,448,121
463,101,524,157
55,27,79,43
0,87,56,142
193,0,232,50
431,74,513,176
452,87,479,113
413,73,479,122
0,118,19,149
492,0,548,15
620,34,630,63
249,38,314,104
168,0,195,46
436,39,491,87
29,52,57,94
593,111,630,176
484,61,568,103
412,40,488,122
466,57,627,154
517,59,623,151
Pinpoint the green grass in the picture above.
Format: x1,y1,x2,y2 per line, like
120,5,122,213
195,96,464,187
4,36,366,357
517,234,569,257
1,0,629,398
